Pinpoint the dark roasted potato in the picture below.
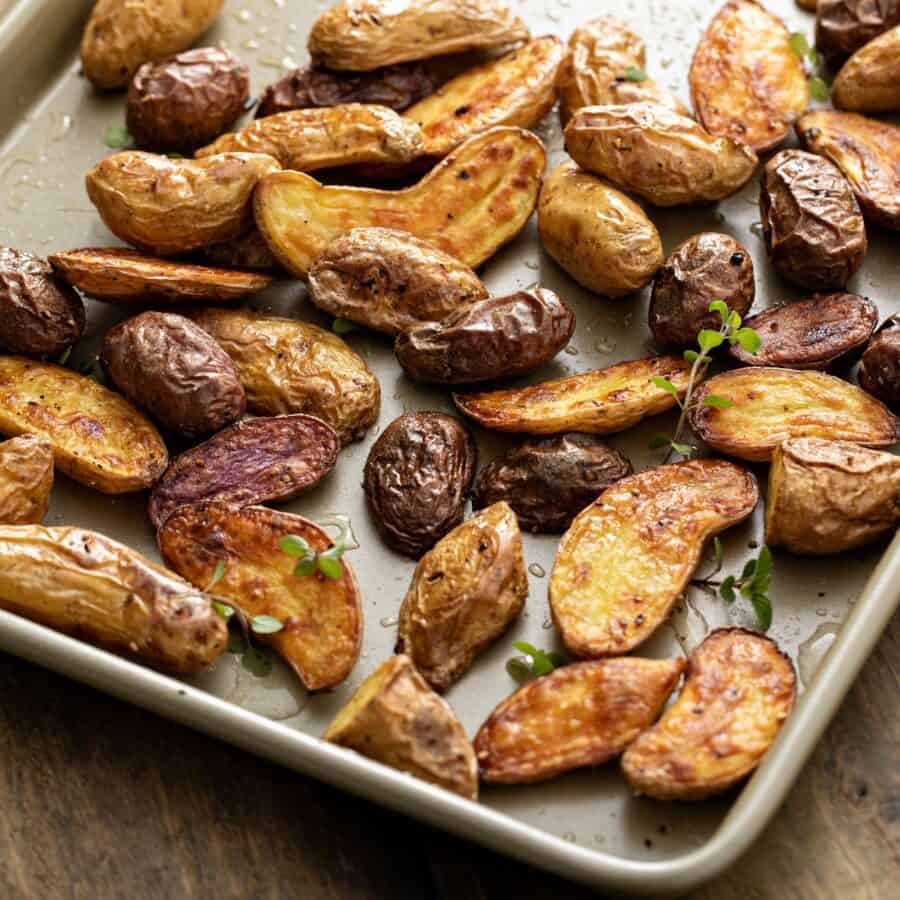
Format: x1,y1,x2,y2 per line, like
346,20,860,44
859,315,900,412
363,412,476,558
815,0,900,62
833,24,900,112
200,230,281,273
0,435,53,525
394,289,575,385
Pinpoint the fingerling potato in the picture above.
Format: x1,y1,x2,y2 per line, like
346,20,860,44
0,435,53,525
200,230,281,274
859,315,900,412
833,25,900,112
815,0,900,62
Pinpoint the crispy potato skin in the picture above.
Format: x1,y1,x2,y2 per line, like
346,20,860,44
766,438,900,555
0,435,53,525
565,102,759,206
689,367,900,461
308,0,529,71
550,461,759,658
859,315,900,412
815,0,900,62
621,628,797,800
323,655,478,800
0,525,226,672
253,126,546,276
475,657,686,783
833,25,900,111
200,231,281,274
396,502,527,692
0,357,167,494
308,228,488,336
189,307,380,445
538,162,664,297
86,152,281,256
453,355,692,436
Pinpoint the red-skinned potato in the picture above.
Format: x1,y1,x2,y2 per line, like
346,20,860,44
815,0,900,63
859,315,900,412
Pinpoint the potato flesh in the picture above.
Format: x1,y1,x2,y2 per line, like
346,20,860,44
0,435,53,525
833,25,900,112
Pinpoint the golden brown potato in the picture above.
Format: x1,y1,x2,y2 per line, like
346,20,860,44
0,525,226,673
323,655,478,800
396,502,527,692
0,357,167,494
308,0,529,71
765,438,900,555
833,25,900,113
253,126,545,276
86,152,281,256
550,461,759,658
189,307,380,445
621,628,797,800
453,355,692,436
689,367,899,462
81,0,224,89
474,657,686,783
537,162,664,297
565,102,759,206
0,435,53,525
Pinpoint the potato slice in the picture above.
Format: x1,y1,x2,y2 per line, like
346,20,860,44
689,367,899,462
253,126,546,276
396,502,527,692
0,435,53,525
621,628,797,800
833,24,900,112
323,655,478,800
550,461,759,658
159,501,362,691
0,357,167,494
453,355,692,436
474,657,686,783
766,438,900,555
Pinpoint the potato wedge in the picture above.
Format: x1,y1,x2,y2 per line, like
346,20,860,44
550,461,759,658
0,357,167,493
396,502,527,692
474,657,686,783
689,367,899,462
253,126,545,276
565,102,759,206
453,355,692,436
159,501,362,691
86,152,281,256
815,0,900,63
0,525,226,672
833,24,900,112
621,628,797,800
860,315,900,412
323,655,478,800
0,435,53,525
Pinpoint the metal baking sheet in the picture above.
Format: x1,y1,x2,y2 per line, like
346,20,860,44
0,0,897,895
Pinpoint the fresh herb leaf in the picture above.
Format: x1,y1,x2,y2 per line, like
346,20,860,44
623,65,648,82
789,32,810,58
293,556,317,578
708,299,729,319
508,641,565,681
713,536,724,570
703,394,734,408
212,601,234,621
332,318,356,335
735,327,762,353
670,441,695,458
56,347,72,366
652,375,679,397
809,75,830,101
506,657,532,683
104,124,133,149
741,558,758,580
511,640,539,656
280,534,311,558
720,575,737,603
241,645,274,677
316,554,343,580
251,614,284,635
697,329,725,352
751,593,773,631
683,349,699,365
206,560,227,591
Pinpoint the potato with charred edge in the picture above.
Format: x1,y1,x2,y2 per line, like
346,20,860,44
0,525,226,672
324,655,478,800
0,436,53,525
160,502,362,691
550,461,759,659
833,25,900,112
475,657,686,784
364,412,476,558
454,355,692,436
689,368,899,462
253,127,545,277
815,0,900,63
201,231,281,274
622,629,796,800
396,502,527,692
859,315,900,413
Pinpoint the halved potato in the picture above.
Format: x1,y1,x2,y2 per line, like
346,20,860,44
474,657,686,783
833,25,900,112
621,628,797,800
689,367,899,462
0,435,53,525
550,461,759,658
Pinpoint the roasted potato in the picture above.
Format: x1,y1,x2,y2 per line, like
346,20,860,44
308,0,529,71
689,367,899,462
550,461,758,658
565,102,759,206
0,525,226,672
396,502,527,692
622,629,796,800
159,502,362,691
0,357,167,493
0,435,53,525
833,24,900,112
537,162,664,298
253,126,545,277
188,307,380,445
364,412,476,558
86,151,281,256
323,655,478,800
815,0,900,62
797,110,900,231
859,315,900,412
472,434,633,534
100,311,246,438
474,657,686,783
454,355,692,436
307,228,488,336
649,233,754,349
394,289,575,385
797,0,818,9
200,230,281,274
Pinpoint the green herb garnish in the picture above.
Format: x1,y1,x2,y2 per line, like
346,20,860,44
206,560,227,592
692,541,774,631
279,518,351,580
332,318,357,335
623,65,648,82
506,641,567,683
103,124,133,149
789,33,831,100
